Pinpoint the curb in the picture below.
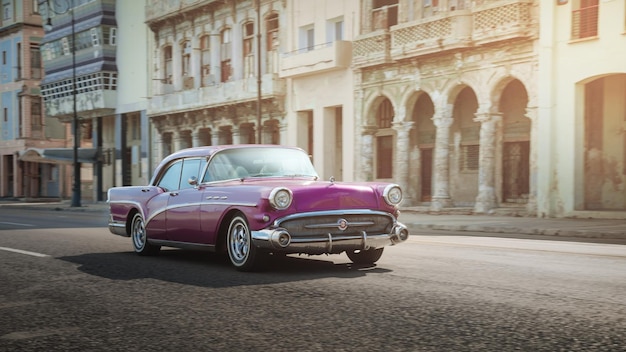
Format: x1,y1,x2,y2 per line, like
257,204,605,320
405,223,626,240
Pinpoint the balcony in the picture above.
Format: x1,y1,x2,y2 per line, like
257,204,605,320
44,89,117,122
352,30,392,69
472,0,535,46
279,41,352,78
390,10,473,61
148,73,286,117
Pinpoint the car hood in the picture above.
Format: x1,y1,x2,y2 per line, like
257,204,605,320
238,177,386,212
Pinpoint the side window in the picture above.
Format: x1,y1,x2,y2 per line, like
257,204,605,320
157,160,183,191
179,159,202,189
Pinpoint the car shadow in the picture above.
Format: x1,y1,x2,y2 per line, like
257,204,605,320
58,249,392,288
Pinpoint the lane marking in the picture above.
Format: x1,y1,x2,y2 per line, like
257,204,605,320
0,221,35,227
0,247,49,258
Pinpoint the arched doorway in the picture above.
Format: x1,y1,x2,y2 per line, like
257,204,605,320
583,74,626,210
409,93,435,203
450,86,479,204
499,79,530,204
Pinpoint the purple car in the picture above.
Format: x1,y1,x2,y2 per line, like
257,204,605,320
107,145,409,271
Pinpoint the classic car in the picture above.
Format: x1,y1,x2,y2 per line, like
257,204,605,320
107,144,409,271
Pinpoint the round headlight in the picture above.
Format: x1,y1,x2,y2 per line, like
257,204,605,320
269,187,293,210
383,184,403,206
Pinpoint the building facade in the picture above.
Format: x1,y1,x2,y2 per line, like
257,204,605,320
145,0,286,169
279,0,358,181
537,0,626,218
0,0,66,199
353,0,539,213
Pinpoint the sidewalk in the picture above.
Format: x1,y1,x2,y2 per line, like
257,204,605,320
1,199,624,241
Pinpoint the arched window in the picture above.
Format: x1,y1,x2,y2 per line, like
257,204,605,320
243,22,255,77
163,46,172,84
221,28,232,82
181,41,191,76
200,35,213,86
266,13,279,73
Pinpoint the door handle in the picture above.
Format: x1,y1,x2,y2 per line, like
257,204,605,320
141,188,151,192
170,192,179,196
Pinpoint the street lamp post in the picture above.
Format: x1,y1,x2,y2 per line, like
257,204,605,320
41,0,81,207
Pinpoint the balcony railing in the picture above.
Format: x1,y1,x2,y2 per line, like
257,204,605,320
353,31,391,68
148,73,285,117
354,0,536,68
472,0,534,45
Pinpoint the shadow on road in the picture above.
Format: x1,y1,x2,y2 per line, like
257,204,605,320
58,249,392,288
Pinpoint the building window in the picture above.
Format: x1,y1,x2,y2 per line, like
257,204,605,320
16,43,21,79
182,40,191,76
2,50,5,65
200,35,212,86
33,0,39,14
243,22,255,78
327,17,344,43
31,99,42,128
376,99,394,179
90,28,99,46
164,46,172,84
3,1,11,20
266,13,279,73
221,28,232,82
572,0,599,39
109,27,117,45
372,0,398,30
30,45,41,79
299,24,314,52
460,144,479,171
3,107,7,122
266,13,279,50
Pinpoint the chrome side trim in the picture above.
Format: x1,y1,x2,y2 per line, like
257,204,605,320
148,239,216,252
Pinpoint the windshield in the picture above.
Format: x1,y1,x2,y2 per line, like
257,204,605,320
202,147,318,182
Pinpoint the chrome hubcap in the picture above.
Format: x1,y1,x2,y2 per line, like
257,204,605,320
229,221,248,263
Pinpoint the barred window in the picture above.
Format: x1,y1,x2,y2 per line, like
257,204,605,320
460,144,479,171
40,72,118,101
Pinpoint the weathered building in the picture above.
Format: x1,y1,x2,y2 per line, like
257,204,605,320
0,0,66,199
537,0,626,218
35,0,119,201
353,0,538,213
145,0,286,168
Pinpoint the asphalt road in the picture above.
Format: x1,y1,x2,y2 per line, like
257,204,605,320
0,208,625,352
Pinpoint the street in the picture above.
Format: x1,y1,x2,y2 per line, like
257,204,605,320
0,208,625,352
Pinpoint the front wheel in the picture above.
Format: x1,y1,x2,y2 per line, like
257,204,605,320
131,213,160,256
226,214,262,271
346,248,384,265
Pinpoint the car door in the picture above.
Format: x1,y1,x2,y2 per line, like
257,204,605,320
145,160,183,241
165,158,207,243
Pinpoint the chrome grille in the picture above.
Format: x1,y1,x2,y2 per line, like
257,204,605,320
277,213,394,238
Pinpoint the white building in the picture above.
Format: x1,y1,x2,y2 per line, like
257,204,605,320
537,0,626,218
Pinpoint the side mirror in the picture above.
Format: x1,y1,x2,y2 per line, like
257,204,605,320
188,176,198,186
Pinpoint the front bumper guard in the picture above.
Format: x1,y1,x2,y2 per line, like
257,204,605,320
251,222,409,254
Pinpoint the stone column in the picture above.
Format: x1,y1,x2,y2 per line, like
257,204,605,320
525,106,538,216
430,115,454,211
393,120,414,205
211,127,219,146
279,122,288,145
473,112,501,213
232,125,241,145
173,129,184,152
192,129,201,148
360,126,376,181
211,31,221,83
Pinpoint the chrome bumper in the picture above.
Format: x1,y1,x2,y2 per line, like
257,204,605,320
251,222,409,254
108,221,129,237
